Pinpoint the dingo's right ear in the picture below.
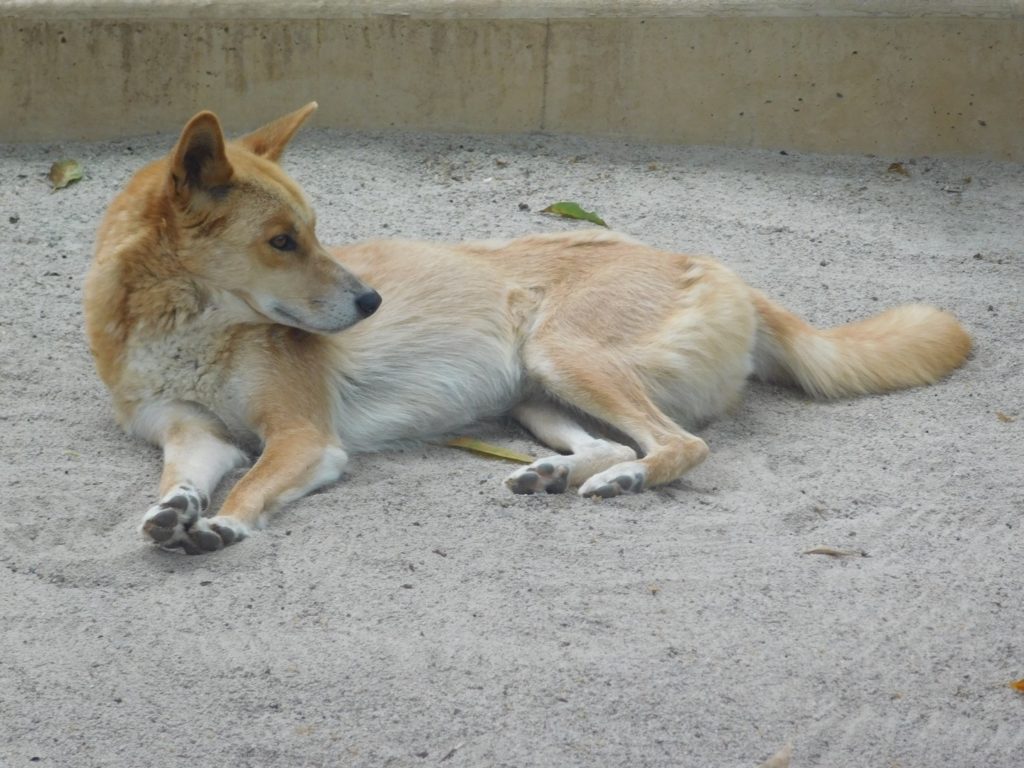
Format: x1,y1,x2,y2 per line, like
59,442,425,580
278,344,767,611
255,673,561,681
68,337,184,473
238,101,318,162
169,111,234,200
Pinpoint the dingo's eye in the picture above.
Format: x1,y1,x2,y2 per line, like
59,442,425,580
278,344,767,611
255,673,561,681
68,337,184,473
269,234,297,252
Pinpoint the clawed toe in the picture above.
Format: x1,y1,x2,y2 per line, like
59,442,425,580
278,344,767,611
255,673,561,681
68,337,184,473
210,519,240,546
186,520,225,553
141,506,179,542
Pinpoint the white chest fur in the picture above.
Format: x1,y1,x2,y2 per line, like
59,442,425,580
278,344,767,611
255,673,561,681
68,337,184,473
120,308,251,434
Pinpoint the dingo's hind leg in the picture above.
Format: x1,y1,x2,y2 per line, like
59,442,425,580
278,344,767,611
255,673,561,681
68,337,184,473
524,346,709,498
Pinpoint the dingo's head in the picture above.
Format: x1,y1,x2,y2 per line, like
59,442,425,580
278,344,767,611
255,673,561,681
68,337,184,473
167,102,380,333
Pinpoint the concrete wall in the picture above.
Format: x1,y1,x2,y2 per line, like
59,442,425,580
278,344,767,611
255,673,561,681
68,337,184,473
2,1,1022,158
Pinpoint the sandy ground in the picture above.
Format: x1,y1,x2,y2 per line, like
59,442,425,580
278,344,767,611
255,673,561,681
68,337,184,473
1,126,1022,768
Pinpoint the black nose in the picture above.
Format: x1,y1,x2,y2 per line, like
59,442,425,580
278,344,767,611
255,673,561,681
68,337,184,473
355,290,382,317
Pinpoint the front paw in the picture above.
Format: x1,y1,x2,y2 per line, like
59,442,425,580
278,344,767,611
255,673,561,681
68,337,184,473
141,485,248,554
141,484,206,544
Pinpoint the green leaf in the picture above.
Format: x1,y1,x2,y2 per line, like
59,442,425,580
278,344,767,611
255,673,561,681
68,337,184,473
541,201,608,227
445,437,534,464
48,159,84,190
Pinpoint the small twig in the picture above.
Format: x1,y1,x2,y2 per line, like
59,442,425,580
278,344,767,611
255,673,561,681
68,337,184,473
439,742,464,762
803,546,868,558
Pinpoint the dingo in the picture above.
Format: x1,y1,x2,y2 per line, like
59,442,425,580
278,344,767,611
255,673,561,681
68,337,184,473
84,103,971,554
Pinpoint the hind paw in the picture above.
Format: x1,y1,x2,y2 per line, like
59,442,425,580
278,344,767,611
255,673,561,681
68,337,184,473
578,463,646,499
141,485,248,554
505,458,571,494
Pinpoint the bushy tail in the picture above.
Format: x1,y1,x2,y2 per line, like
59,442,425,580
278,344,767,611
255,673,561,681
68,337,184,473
751,291,971,398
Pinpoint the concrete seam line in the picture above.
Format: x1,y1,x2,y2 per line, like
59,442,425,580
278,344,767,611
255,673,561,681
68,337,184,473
5,0,1024,21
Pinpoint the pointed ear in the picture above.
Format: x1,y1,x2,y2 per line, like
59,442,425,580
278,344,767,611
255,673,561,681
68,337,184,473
237,101,318,162
169,111,233,199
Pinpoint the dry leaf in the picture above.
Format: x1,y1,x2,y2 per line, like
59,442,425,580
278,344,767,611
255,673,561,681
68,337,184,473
1010,679,1024,693
759,743,793,768
887,161,910,177
803,546,868,558
445,437,534,464
48,159,84,190
996,411,1016,423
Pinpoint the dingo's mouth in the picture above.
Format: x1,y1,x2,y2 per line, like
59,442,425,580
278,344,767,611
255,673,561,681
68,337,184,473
271,304,353,335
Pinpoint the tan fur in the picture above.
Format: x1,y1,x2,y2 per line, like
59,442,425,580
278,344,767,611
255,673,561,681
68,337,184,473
84,104,972,554
751,292,972,398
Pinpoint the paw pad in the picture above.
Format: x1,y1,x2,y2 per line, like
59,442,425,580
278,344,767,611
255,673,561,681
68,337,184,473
578,465,646,499
505,459,571,494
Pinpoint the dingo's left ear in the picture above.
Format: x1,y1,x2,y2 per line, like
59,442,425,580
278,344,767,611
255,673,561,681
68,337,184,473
169,111,234,200
238,101,319,162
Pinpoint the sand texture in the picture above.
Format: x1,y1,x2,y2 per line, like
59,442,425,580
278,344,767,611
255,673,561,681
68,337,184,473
1,128,1022,767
